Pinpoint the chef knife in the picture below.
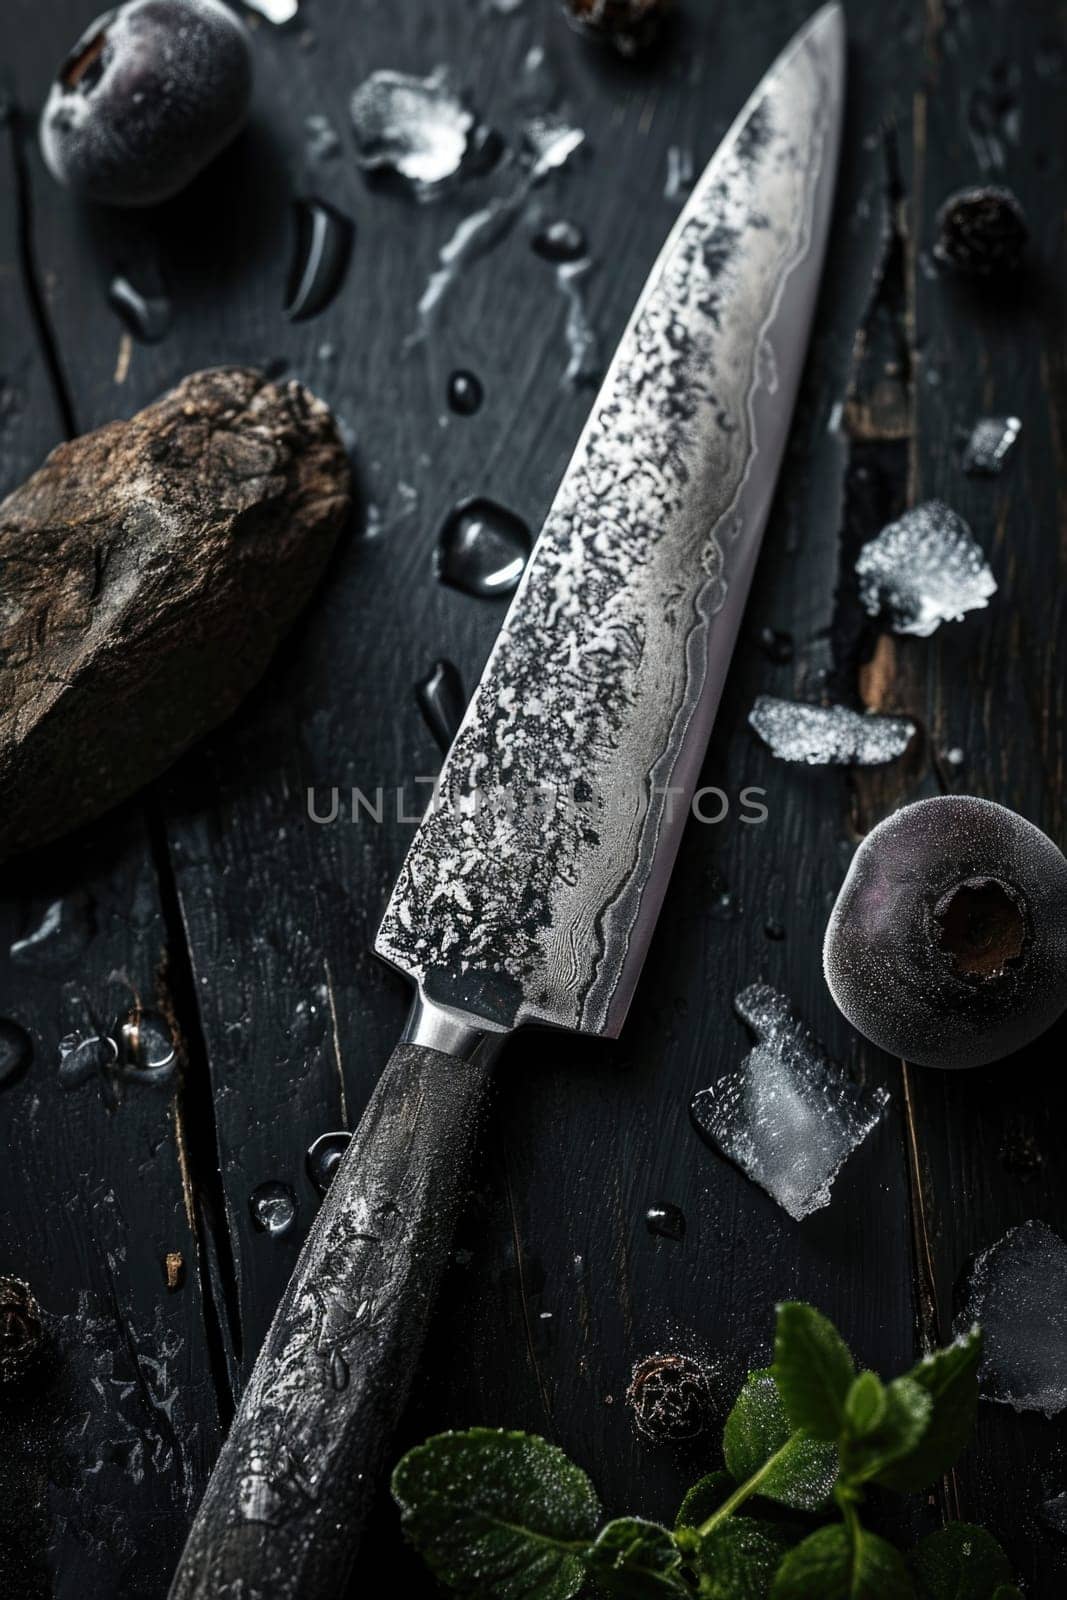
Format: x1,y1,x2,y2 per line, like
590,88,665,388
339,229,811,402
170,7,845,1595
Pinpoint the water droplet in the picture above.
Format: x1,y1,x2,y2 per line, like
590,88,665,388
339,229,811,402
329,1348,349,1389
250,1182,297,1236
531,218,588,263
10,893,95,971
112,1008,177,1085
447,370,484,415
0,1020,32,1090
664,145,694,201
555,259,600,387
962,414,1021,475
758,625,794,664
304,113,340,163
415,659,467,753
646,1203,686,1241
243,0,298,21
710,891,740,922
436,498,531,599
285,198,354,322
307,1132,351,1196
108,273,171,343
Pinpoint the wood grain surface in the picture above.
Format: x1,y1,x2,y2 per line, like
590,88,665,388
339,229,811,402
1,0,1065,1594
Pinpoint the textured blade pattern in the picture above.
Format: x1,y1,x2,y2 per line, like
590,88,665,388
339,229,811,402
377,8,845,1036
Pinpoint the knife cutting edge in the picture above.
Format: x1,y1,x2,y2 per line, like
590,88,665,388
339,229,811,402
171,7,846,1594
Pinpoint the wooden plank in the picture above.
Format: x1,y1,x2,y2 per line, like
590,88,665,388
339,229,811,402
890,1,1067,1590
0,91,222,1599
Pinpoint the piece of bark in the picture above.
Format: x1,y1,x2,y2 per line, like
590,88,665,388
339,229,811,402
0,367,351,861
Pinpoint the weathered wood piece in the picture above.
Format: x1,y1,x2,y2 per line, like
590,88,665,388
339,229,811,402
0,367,351,861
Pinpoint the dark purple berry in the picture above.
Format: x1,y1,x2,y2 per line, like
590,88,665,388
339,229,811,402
933,185,1029,278
40,0,253,207
824,796,1067,1069
0,1276,46,1384
559,0,671,56
626,1352,711,1442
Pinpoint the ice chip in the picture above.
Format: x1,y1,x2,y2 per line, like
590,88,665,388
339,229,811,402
521,116,586,179
691,984,890,1221
962,414,1021,475
855,500,996,637
349,69,474,195
749,696,916,766
954,1218,1067,1415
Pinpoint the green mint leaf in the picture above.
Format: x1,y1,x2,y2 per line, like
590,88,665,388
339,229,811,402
841,1377,932,1486
391,1428,600,1599
773,1303,855,1441
695,1518,798,1599
676,1472,737,1531
584,1518,689,1596
909,1524,1014,1599
723,1369,839,1510
873,1329,982,1493
770,1523,915,1599
845,1373,888,1437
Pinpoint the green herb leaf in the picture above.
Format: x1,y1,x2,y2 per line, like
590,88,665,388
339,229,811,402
990,1589,1023,1599
909,1524,1014,1599
773,1304,856,1441
584,1517,689,1596
676,1472,737,1531
723,1369,839,1510
695,1517,798,1599
391,1428,600,1599
873,1329,982,1493
770,1523,915,1599
840,1377,932,1486
845,1373,888,1437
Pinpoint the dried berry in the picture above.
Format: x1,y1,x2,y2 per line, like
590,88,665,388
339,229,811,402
626,1352,712,1442
824,796,1067,1069
40,0,253,207
0,1276,46,1383
560,0,670,56
933,185,1029,278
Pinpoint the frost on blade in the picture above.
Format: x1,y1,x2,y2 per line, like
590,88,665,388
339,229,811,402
349,69,474,195
962,414,1021,475
954,1219,1067,1416
855,500,996,637
749,696,915,766
691,984,889,1221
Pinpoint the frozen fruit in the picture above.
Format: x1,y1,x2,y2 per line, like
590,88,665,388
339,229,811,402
560,0,670,56
933,185,1029,277
40,0,253,207
824,796,1067,1069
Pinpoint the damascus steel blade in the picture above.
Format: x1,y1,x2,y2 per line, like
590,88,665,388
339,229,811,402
377,5,845,1038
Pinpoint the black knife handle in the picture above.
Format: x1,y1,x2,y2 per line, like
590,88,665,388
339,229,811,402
169,1040,493,1600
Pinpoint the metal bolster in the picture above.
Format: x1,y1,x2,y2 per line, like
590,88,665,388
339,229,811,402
401,988,508,1063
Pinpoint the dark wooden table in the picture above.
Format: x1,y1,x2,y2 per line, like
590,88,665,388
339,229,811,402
2,0,1065,1594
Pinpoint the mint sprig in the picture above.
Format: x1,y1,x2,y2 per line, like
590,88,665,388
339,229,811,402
392,1302,1019,1599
